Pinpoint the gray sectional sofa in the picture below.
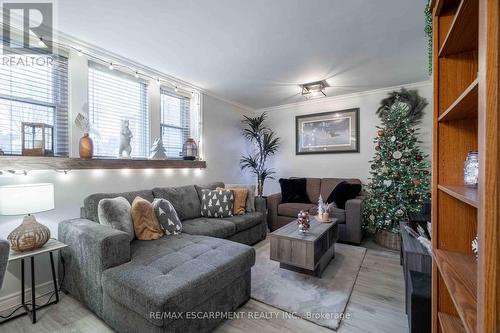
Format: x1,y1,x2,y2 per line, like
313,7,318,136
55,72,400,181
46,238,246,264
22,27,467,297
58,182,266,333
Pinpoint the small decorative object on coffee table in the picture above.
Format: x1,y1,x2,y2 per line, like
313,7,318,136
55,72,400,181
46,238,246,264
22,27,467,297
297,210,310,233
0,183,54,252
269,217,338,277
182,138,198,160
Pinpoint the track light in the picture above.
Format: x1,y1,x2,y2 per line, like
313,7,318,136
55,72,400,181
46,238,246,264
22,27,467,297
174,86,179,93
77,50,83,56
109,62,114,70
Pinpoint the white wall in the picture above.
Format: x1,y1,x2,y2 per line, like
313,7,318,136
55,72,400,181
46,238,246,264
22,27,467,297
258,81,433,195
0,52,253,305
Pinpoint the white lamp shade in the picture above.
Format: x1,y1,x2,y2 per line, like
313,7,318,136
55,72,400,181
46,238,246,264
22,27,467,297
0,183,54,215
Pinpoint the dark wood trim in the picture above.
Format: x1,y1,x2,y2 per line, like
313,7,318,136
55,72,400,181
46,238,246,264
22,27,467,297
0,156,206,170
295,108,360,155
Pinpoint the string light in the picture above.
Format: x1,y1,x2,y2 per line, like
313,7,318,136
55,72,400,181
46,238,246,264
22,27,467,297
32,36,199,95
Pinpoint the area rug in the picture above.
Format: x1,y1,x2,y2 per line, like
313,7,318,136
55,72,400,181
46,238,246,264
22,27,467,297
251,241,367,330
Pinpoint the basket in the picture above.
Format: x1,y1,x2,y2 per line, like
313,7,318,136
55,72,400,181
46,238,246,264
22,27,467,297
374,229,401,250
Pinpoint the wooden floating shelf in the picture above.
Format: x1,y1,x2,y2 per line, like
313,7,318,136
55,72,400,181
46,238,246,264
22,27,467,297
0,156,207,170
438,0,478,57
439,312,466,333
433,250,477,333
439,78,478,122
438,185,479,208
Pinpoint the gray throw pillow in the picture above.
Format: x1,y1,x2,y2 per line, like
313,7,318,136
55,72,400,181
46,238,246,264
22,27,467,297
98,196,134,241
200,189,234,218
152,198,182,235
226,184,256,212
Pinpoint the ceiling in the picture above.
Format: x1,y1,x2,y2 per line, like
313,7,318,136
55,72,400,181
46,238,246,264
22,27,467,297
57,0,430,110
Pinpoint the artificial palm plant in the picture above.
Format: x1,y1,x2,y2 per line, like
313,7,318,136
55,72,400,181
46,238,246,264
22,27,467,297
240,112,280,197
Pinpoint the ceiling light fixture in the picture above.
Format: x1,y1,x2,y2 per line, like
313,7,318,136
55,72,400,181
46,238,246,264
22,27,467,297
108,62,114,70
300,80,329,99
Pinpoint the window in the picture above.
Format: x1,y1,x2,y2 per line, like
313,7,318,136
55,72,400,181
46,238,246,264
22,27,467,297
160,90,191,158
0,55,69,155
88,63,149,158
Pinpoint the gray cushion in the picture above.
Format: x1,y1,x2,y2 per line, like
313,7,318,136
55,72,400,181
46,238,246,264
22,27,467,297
278,203,316,217
84,190,154,222
200,189,234,218
98,197,135,241
225,212,263,233
101,234,255,326
152,198,182,235
0,238,9,289
152,185,200,221
182,218,236,238
225,184,256,212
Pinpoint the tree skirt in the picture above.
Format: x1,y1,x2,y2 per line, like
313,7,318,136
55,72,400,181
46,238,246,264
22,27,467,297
251,240,367,330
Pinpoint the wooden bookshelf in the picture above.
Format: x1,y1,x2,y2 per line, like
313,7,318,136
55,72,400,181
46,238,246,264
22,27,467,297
438,78,478,122
438,313,466,333
438,185,479,208
431,0,499,332
434,250,477,333
438,0,478,56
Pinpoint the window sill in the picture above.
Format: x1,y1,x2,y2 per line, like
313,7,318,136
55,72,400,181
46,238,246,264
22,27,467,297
0,156,206,170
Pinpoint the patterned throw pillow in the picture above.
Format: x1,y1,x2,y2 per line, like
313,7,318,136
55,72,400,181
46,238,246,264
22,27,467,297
152,198,182,235
200,189,234,218
216,187,248,215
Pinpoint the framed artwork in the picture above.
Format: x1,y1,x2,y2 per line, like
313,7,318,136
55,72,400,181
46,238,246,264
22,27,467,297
296,108,359,154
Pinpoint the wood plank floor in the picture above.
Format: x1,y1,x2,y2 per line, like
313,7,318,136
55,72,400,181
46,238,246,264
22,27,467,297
0,238,408,333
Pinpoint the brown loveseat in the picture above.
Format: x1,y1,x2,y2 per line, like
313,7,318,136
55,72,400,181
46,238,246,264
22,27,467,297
266,178,364,244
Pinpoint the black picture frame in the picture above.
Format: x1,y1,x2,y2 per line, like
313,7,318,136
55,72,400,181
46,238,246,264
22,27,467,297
295,108,360,154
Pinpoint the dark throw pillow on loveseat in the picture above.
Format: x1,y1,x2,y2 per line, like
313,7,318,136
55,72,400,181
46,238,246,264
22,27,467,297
326,181,362,209
279,178,310,203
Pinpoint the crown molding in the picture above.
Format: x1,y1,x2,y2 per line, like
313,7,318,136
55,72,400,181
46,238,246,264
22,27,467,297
256,80,432,113
52,30,256,112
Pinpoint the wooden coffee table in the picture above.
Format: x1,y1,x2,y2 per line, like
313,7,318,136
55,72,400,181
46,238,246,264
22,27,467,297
269,217,338,277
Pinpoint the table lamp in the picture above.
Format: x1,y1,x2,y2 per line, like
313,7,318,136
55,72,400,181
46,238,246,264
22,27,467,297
0,183,54,252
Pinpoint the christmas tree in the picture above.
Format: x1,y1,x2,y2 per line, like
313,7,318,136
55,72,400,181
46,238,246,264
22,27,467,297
363,93,431,234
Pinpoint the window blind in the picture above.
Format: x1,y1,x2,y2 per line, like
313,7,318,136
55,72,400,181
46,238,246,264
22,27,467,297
160,90,191,158
0,55,69,155
88,63,149,158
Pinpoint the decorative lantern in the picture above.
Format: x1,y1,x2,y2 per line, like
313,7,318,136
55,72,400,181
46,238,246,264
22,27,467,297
182,138,198,160
464,151,479,187
21,122,54,156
